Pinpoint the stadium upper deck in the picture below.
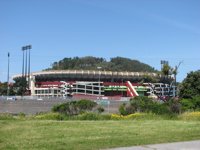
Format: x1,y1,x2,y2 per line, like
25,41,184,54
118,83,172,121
13,70,175,99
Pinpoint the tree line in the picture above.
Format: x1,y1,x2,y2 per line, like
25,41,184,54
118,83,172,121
46,56,157,72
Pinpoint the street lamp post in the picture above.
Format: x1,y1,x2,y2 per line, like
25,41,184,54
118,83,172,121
7,52,10,97
97,67,102,96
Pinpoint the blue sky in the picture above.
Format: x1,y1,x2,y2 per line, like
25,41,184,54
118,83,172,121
0,0,200,82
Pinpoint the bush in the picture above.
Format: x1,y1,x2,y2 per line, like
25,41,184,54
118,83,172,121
179,111,200,121
119,103,128,115
99,114,111,120
77,112,100,120
52,99,97,116
180,98,195,111
128,96,181,115
192,96,200,110
119,103,135,115
130,96,155,113
180,96,200,112
97,106,104,113
111,113,161,120
76,112,111,120
150,102,171,115
77,99,97,112
34,112,64,120
166,99,181,114
0,113,14,120
18,112,26,119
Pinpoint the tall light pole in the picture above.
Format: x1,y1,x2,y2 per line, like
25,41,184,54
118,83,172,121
21,45,32,95
25,48,28,82
22,47,25,77
28,45,32,89
160,60,169,71
7,52,10,97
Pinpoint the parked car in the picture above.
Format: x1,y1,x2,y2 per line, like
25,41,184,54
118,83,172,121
7,97,16,101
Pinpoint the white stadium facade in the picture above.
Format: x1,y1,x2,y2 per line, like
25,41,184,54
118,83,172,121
13,70,177,100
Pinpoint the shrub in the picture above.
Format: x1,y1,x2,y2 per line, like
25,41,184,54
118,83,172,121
52,99,97,116
97,106,104,113
119,103,135,115
192,96,200,110
150,102,171,115
166,99,181,114
180,96,200,112
77,99,97,112
18,112,26,118
0,113,14,120
130,96,154,113
119,103,128,115
111,113,156,120
77,112,99,120
180,98,195,111
76,112,111,120
34,112,64,120
128,96,181,115
99,114,111,120
111,114,123,120
179,111,200,121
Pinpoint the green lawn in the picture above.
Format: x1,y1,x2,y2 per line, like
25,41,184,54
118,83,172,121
0,120,200,150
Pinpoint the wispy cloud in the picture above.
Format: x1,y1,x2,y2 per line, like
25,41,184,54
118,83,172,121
148,13,200,35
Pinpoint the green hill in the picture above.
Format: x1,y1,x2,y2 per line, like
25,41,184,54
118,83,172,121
47,56,157,72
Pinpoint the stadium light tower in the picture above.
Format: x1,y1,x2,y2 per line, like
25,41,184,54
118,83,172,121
160,60,169,70
22,47,25,77
21,45,32,93
28,45,32,89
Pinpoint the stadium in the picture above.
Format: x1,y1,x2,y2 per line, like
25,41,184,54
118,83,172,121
13,70,177,100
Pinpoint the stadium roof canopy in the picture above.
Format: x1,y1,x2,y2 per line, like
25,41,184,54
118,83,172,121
13,70,170,82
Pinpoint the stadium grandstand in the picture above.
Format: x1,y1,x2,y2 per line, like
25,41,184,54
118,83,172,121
13,70,177,100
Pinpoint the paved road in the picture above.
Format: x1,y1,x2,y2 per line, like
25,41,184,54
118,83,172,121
107,140,200,150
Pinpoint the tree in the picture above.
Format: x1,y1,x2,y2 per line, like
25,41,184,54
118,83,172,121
161,64,171,76
179,70,200,98
0,82,7,95
47,56,157,73
13,77,27,95
0,82,16,96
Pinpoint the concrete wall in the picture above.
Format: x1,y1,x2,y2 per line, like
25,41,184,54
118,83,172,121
0,99,127,115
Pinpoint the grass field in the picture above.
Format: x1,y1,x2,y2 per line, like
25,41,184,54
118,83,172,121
0,120,200,150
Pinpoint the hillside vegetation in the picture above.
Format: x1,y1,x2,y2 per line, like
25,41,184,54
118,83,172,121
46,56,157,72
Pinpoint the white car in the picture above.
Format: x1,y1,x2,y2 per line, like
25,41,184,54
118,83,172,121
7,97,16,101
